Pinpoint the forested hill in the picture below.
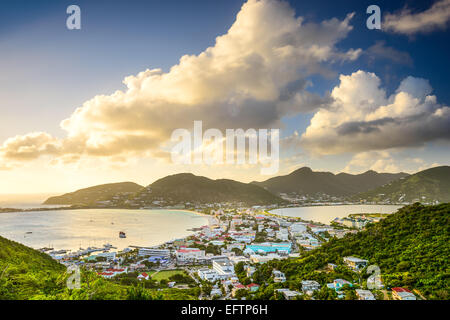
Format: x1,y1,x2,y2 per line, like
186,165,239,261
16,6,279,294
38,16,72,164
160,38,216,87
252,167,408,196
43,182,144,205
354,166,450,203
256,203,450,300
0,236,66,299
132,173,285,206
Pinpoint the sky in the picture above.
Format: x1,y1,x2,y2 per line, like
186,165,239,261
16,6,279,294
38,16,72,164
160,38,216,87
0,0,449,194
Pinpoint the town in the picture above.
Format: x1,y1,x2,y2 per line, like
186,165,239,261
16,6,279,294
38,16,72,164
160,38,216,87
42,205,419,301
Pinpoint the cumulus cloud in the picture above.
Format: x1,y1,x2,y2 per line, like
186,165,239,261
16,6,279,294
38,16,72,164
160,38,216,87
0,0,359,166
384,0,450,35
300,70,450,155
343,150,443,174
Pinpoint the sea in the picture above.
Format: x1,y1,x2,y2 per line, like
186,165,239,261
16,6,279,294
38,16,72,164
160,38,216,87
0,208,209,251
271,204,403,224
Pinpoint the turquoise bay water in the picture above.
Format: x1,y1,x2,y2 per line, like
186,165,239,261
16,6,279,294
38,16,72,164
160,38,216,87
0,209,208,251
271,205,403,224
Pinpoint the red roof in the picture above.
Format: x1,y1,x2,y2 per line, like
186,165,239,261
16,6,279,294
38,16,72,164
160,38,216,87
139,272,149,277
392,287,412,293
247,283,260,288
98,272,114,276
106,268,125,272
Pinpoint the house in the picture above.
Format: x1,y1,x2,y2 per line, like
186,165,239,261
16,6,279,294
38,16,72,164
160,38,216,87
355,289,376,300
247,283,260,292
343,256,368,271
97,271,115,279
246,266,256,277
276,289,301,300
231,283,247,297
137,272,150,281
392,287,416,300
272,270,286,283
327,279,352,291
105,267,128,276
301,280,321,295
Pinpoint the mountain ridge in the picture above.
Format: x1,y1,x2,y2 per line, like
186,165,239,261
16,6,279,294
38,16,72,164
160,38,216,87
43,182,144,205
252,166,409,197
353,166,450,203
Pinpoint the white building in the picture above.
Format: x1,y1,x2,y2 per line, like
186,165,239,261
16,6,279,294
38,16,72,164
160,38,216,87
276,289,301,300
198,268,221,282
273,270,286,283
138,248,171,258
355,289,376,300
212,258,235,278
301,280,321,295
343,256,368,271
176,248,206,261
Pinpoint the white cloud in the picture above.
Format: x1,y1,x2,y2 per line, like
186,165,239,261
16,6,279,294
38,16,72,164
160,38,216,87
384,0,450,35
300,70,450,155
365,41,413,66
343,150,443,174
0,0,359,167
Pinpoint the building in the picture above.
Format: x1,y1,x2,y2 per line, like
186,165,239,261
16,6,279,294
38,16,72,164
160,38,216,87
97,251,117,261
198,268,221,282
327,279,352,291
138,248,171,258
212,258,235,278
246,266,256,277
229,256,250,265
301,280,321,295
276,289,301,300
175,248,206,261
392,287,416,300
355,289,376,300
231,283,247,297
245,242,292,255
247,283,260,292
137,272,150,281
97,271,115,279
272,270,286,283
343,256,368,271
249,253,287,264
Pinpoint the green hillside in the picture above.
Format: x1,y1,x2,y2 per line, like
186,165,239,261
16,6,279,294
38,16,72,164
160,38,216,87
131,173,285,206
43,182,144,205
248,203,450,300
354,166,450,203
0,236,66,299
252,167,408,196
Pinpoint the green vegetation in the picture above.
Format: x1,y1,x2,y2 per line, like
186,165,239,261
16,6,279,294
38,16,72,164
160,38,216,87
0,236,66,299
151,270,185,281
44,182,143,205
0,236,198,300
243,203,450,300
354,166,450,203
135,173,285,205
252,166,408,197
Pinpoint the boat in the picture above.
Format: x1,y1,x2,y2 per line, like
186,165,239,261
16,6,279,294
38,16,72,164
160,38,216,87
119,231,126,238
